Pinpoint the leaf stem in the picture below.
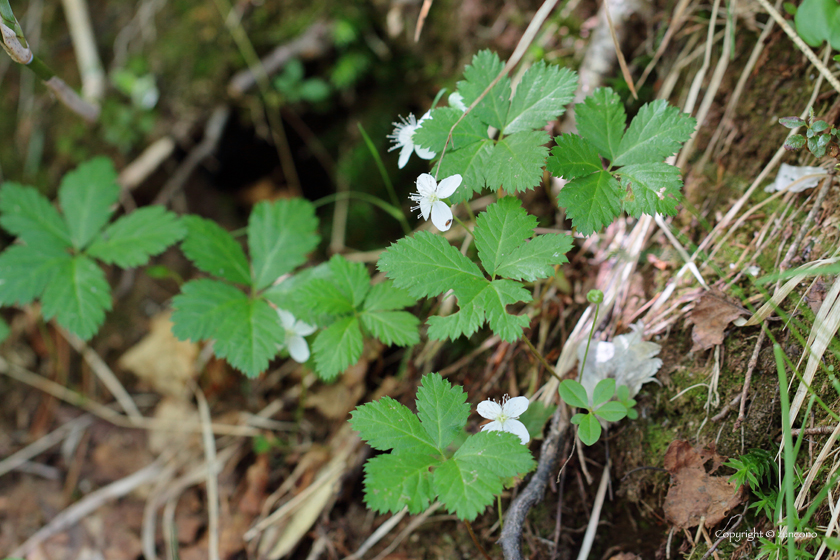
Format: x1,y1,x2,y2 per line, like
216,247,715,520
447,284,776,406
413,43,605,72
465,520,493,560
522,335,563,382
497,494,504,531
577,302,600,381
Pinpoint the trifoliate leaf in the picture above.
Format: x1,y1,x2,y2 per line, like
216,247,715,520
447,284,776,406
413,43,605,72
363,452,440,514
495,234,573,282
457,50,511,130
327,254,370,308
487,130,549,193
312,315,363,380
211,296,285,378
362,281,416,311
416,372,471,450
181,216,251,285
0,244,71,306
0,183,71,249
546,134,604,180
557,170,622,236
349,395,439,453
248,198,320,290
576,412,602,445
437,139,494,204
378,231,485,300
474,197,537,277
617,162,684,217
612,100,696,166
360,310,420,346
297,279,356,317
558,379,589,409
171,279,252,342
594,401,628,422
575,88,626,161
87,206,186,268
504,62,577,134
57,157,120,250
591,378,616,407
413,108,489,152
40,255,112,340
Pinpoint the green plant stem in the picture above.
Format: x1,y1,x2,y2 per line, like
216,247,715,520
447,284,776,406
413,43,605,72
357,123,411,235
462,199,476,223
312,191,405,224
773,343,796,560
497,494,504,531
453,215,473,237
522,335,563,382
464,520,493,560
578,303,600,380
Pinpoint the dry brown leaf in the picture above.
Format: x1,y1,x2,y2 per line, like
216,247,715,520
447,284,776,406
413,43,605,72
662,440,745,529
147,397,200,454
689,290,749,351
306,356,367,420
239,454,271,515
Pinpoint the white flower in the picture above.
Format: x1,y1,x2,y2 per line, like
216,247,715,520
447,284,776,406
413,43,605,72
448,92,467,112
388,111,436,169
277,309,317,363
408,173,462,231
477,395,530,444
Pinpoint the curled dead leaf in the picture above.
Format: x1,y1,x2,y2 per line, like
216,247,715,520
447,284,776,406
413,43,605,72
689,291,749,352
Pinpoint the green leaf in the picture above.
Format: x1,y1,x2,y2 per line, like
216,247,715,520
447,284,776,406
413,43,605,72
457,50,511,130
0,183,71,249
575,88,626,161
504,62,577,134
559,379,589,409
297,279,356,317
495,234,573,282
87,206,186,267
453,430,535,477
437,139,494,204
518,402,556,440
171,279,251,342
40,255,112,340
248,198,320,290
576,413,602,445
360,310,420,346
363,452,440,514
557,170,623,236
546,134,604,180
486,130,549,193
0,244,71,306
778,116,806,129
612,100,696,166
0,316,9,344
312,315,363,380
474,197,537,277
181,216,251,285
57,157,120,250
378,231,485,300
349,395,439,453
362,281,416,311
413,108,489,152
618,162,683,217
262,263,330,319
594,401,627,422
617,384,630,401
784,134,806,151
795,0,840,49
591,378,615,407
416,372,471,450
327,254,370,308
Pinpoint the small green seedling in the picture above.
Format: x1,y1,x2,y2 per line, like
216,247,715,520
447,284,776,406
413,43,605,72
558,378,633,445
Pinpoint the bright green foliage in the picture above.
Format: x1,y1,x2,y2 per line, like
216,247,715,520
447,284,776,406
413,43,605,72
0,157,185,340
794,0,840,50
726,448,777,491
414,51,577,201
379,199,571,342
559,378,631,446
311,315,364,380
172,198,320,378
547,88,696,235
350,373,534,520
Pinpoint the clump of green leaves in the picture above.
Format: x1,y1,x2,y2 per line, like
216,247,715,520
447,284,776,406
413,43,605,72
0,157,185,339
546,87,696,235
350,373,534,520
780,108,839,158
273,58,331,104
725,448,777,491
378,197,572,342
558,378,634,445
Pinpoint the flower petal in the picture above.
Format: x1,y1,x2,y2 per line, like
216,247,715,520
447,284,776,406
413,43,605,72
287,335,310,363
477,400,502,420
418,110,433,124
419,198,432,220
398,144,412,169
416,173,437,196
481,420,503,433
294,321,317,337
502,396,530,418
436,174,462,198
430,200,453,231
414,145,436,160
449,92,467,112
277,309,296,329
503,419,530,444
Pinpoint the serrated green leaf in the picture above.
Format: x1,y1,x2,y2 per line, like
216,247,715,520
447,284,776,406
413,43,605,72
618,162,683,217
576,413,602,445
486,130,549,193
312,315,363,380
413,108,489,152
211,297,285,378
557,170,622,236
327,254,370,308
363,452,440,514
474,197,537,277
87,206,186,268
57,157,120,250
504,62,577,134
171,279,251,342
559,379,589,409
362,281,416,311
0,183,71,249
546,134,603,180
591,378,615,407
437,139,494,204
416,372,471,450
594,401,628,422
181,216,251,285
378,231,485,299
0,244,71,306
262,263,331,321
349,396,439,453
518,402,556,440
297,279,356,317
575,88,626,161
457,50,511,130
248,198,319,290
453,431,535,477
0,316,9,344
612,100,696,166
496,234,573,282
40,255,112,340
361,310,419,346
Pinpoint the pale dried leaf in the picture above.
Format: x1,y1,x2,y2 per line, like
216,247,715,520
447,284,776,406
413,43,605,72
689,291,749,351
